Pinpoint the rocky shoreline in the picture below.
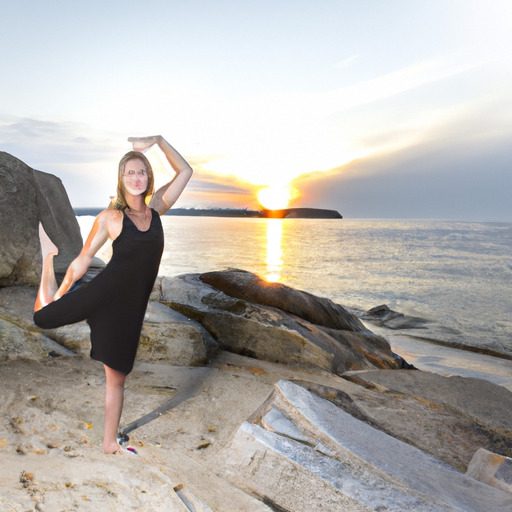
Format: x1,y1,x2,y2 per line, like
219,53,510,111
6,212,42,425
1,270,512,511
1,152,511,510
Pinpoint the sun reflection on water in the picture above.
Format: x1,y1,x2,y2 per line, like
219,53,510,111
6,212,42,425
265,219,283,282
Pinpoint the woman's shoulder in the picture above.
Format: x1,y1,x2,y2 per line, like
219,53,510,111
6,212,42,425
97,208,123,222
95,209,124,240
94,209,123,231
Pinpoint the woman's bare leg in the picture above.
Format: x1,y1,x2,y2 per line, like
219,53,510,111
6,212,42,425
34,223,59,312
103,364,126,454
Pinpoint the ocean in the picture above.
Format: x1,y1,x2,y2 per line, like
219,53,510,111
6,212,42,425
78,216,512,358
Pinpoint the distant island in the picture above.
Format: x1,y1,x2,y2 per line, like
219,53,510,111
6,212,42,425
73,207,343,219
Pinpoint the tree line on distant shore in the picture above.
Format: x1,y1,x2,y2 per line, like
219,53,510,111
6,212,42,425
73,207,343,219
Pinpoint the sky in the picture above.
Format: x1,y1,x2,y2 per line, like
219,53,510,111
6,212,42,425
1,0,511,220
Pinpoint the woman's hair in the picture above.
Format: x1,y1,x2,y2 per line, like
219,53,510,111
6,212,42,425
109,151,155,210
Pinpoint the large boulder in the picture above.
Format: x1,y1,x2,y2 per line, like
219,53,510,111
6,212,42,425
0,316,75,361
200,269,367,333
40,301,217,367
138,301,218,366
0,152,83,286
0,285,216,367
161,272,403,374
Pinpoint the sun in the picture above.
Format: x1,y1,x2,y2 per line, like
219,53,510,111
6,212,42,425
257,185,291,210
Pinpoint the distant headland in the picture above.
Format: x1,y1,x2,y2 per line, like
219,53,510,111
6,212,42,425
73,207,343,219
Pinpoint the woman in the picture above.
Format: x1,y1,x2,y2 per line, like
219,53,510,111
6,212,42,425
33,135,193,454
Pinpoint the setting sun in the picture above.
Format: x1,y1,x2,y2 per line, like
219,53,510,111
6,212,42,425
257,185,291,210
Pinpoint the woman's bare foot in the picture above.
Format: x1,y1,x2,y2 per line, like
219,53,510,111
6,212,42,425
103,440,122,454
39,223,59,258
34,223,59,311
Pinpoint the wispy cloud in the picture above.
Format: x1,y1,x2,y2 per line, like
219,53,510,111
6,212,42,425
0,115,121,167
313,54,487,115
181,169,259,208
336,55,360,69
0,115,131,207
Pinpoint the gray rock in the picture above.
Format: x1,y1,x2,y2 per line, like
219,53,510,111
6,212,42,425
223,380,512,512
0,153,40,286
162,274,401,374
200,269,367,333
0,152,83,286
343,369,512,431
46,322,92,355
32,167,83,275
467,448,512,495
0,285,216,367
0,316,75,361
362,303,429,329
138,301,218,366
0,285,73,360
296,374,512,472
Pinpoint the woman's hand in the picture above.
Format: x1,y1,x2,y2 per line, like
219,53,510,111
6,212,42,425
128,135,162,153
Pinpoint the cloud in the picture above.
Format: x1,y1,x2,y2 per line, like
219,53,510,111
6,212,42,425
290,127,512,221
312,54,487,116
0,116,120,164
0,115,130,207
336,55,360,69
0,114,260,209
180,169,259,209
289,89,512,221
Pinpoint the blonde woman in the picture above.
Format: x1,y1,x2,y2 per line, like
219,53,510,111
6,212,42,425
34,135,192,454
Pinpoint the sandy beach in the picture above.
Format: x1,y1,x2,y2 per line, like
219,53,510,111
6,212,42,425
2,329,511,511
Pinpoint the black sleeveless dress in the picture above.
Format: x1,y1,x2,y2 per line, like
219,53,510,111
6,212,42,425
34,209,164,375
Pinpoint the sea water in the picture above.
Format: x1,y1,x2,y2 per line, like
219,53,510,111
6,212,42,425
78,216,512,357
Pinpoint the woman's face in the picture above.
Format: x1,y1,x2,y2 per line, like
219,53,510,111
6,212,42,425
122,158,149,196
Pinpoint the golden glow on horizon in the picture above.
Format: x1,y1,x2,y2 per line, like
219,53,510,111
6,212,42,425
265,219,283,282
257,185,291,210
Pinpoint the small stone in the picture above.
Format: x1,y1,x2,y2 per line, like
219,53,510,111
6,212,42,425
19,471,34,485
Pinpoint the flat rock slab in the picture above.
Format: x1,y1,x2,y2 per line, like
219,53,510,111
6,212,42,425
225,380,512,512
275,380,512,511
343,369,512,430
295,375,512,472
388,333,512,391
226,422,375,512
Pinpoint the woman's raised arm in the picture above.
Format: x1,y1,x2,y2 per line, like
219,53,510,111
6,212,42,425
128,135,193,215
